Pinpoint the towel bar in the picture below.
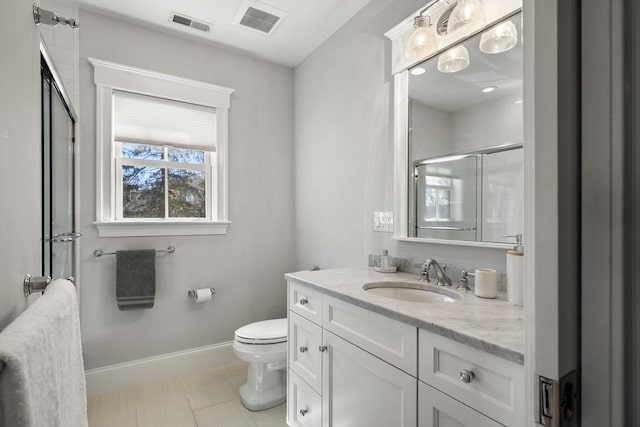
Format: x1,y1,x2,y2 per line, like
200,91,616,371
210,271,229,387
24,275,75,296
93,246,176,258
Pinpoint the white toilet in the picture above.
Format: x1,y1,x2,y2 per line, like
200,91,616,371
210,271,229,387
232,318,287,411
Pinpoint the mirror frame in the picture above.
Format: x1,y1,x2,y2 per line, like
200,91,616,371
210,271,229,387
392,9,523,249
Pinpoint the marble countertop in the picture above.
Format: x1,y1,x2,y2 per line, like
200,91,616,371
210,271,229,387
285,267,524,365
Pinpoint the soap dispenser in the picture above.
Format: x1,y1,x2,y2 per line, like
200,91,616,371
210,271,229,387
505,234,524,305
380,250,390,268
374,249,397,273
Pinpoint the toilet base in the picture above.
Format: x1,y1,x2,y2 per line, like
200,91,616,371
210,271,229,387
239,383,286,411
238,361,286,411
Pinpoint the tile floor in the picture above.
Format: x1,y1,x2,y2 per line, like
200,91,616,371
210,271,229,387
87,361,287,427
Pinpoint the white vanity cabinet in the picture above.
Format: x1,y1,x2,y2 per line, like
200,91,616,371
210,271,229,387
287,281,417,427
286,279,524,427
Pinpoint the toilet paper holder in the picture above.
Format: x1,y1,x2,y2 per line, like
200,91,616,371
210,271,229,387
187,288,216,298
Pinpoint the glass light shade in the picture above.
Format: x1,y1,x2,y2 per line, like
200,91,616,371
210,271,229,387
479,20,518,54
447,0,486,34
437,45,470,73
405,16,436,60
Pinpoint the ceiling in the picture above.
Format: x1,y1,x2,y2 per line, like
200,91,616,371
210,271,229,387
74,0,370,67
409,13,523,112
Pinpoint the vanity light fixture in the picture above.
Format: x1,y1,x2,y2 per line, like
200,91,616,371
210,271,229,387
437,45,470,73
482,85,497,93
410,67,427,76
479,20,518,54
405,15,437,60
447,0,485,35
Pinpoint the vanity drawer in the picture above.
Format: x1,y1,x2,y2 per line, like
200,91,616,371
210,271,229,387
419,329,523,426
323,295,417,375
289,281,323,325
418,381,503,427
289,312,323,392
288,370,322,427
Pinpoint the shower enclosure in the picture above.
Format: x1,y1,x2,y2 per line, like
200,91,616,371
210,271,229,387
41,45,79,280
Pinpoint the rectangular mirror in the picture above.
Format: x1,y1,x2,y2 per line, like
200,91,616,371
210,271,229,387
406,12,523,245
412,144,522,242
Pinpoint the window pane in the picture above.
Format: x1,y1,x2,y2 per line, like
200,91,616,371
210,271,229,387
168,147,205,164
438,189,450,219
121,143,163,160
122,165,165,218
168,169,206,218
425,176,451,187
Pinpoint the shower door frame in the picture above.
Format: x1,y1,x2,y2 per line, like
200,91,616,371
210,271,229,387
40,40,80,284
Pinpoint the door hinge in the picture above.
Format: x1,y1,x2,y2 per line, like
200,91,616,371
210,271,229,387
537,370,579,427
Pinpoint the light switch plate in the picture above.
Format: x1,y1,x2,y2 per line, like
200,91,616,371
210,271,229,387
373,211,394,232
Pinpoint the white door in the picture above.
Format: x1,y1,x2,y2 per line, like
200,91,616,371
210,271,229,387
524,0,580,425
321,331,417,427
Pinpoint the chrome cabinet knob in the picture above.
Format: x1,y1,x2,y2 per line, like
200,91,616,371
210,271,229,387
299,346,308,353
299,298,308,305
299,408,308,416
319,345,328,352
460,369,475,383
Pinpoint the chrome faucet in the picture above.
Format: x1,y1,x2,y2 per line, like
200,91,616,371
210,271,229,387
420,259,453,287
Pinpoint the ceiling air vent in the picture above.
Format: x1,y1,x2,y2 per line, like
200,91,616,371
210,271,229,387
233,1,289,36
170,12,211,33
240,7,280,34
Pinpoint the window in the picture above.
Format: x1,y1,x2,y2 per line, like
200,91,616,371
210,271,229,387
424,176,451,221
90,58,234,237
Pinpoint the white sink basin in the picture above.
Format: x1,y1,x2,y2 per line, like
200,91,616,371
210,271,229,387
362,281,462,303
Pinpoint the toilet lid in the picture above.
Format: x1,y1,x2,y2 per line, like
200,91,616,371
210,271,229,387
235,318,287,345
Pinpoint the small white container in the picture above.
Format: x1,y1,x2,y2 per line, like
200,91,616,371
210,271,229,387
505,234,524,305
474,268,498,299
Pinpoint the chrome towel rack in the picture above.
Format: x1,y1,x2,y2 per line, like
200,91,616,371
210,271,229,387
23,275,74,296
93,246,176,258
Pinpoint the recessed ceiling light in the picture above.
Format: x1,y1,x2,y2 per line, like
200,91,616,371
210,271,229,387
515,99,523,104
410,67,426,76
482,86,497,93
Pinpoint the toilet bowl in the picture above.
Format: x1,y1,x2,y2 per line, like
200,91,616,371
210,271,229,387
232,318,287,411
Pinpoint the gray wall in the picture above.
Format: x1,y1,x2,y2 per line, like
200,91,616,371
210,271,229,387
0,0,43,330
294,0,508,273
79,10,295,369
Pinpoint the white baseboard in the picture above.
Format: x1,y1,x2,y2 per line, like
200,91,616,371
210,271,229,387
85,341,237,396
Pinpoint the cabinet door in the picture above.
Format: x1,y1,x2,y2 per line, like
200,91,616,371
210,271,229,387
289,312,323,392
322,331,417,427
418,382,503,427
289,281,323,324
289,370,322,427
419,329,523,426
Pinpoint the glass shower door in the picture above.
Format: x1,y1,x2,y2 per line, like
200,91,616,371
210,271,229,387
42,57,77,279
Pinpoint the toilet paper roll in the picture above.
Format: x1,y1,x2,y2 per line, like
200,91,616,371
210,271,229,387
195,288,212,303
474,268,498,299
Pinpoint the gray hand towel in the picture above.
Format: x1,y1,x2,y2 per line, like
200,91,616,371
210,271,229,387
116,249,156,310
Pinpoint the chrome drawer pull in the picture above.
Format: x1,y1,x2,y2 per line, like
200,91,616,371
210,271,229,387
319,345,328,352
460,369,475,383
299,346,308,353
299,298,308,305
300,408,308,416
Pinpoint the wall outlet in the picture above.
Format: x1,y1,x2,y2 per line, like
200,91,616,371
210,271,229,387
373,211,394,232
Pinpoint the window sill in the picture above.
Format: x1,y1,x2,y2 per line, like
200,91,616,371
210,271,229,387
94,221,231,237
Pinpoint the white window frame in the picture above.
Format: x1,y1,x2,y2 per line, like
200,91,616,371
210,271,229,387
90,58,234,237
114,143,215,220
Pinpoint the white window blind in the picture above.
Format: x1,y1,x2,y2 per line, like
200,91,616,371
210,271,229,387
113,90,217,151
